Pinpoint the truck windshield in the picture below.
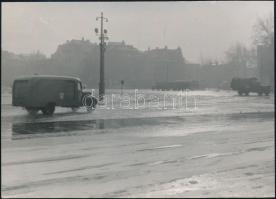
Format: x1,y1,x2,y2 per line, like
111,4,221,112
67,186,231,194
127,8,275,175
77,82,82,91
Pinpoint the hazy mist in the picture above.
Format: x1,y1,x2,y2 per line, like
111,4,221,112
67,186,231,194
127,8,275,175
2,1,273,62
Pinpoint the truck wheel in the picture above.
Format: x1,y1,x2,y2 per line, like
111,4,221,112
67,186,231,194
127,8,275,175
238,91,242,96
82,95,97,112
42,103,55,115
245,92,249,96
26,107,39,115
86,97,97,112
92,97,98,108
258,92,263,96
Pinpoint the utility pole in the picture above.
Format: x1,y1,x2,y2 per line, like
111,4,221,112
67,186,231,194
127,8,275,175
166,63,169,82
120,80,124,96
95,12,109,101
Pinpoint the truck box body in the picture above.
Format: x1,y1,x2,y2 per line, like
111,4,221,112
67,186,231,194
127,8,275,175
12,76,82,108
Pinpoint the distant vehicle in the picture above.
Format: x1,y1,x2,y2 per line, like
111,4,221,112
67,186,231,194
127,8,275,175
12,75,97,115
230,77,271,96
152,80,199,91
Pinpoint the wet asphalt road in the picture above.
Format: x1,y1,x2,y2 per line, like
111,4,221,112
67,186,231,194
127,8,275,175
1,90,275,197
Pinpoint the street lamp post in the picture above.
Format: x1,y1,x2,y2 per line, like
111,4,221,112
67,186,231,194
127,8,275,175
95,12,109,101
166,63,168,82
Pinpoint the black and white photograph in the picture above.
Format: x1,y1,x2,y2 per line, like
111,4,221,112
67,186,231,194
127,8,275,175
1,1,274,197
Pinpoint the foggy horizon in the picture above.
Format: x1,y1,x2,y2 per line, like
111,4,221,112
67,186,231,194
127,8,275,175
1,1,275,198
2,1,273,63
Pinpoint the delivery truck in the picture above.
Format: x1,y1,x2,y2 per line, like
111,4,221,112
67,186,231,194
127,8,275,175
12,75,97,115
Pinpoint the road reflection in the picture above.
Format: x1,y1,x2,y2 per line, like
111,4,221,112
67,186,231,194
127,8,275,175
10,112,273,140
11,117,160,140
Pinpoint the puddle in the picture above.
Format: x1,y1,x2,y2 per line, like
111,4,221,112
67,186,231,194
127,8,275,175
10,111,274,140
11,117,163,139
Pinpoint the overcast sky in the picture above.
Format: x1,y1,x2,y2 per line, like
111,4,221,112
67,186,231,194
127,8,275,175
2,1,273,63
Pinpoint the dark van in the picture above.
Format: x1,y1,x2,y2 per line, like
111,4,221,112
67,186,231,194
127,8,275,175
231,77,271,96
12,75,97,115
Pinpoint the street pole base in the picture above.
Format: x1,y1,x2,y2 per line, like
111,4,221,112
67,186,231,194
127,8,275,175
98,94,105,104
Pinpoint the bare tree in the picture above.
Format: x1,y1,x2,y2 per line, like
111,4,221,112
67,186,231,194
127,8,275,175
225,42,255,78
252,13,274,47
225,42,248,63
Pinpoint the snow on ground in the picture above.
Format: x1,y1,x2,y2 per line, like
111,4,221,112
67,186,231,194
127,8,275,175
1,89,275,197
